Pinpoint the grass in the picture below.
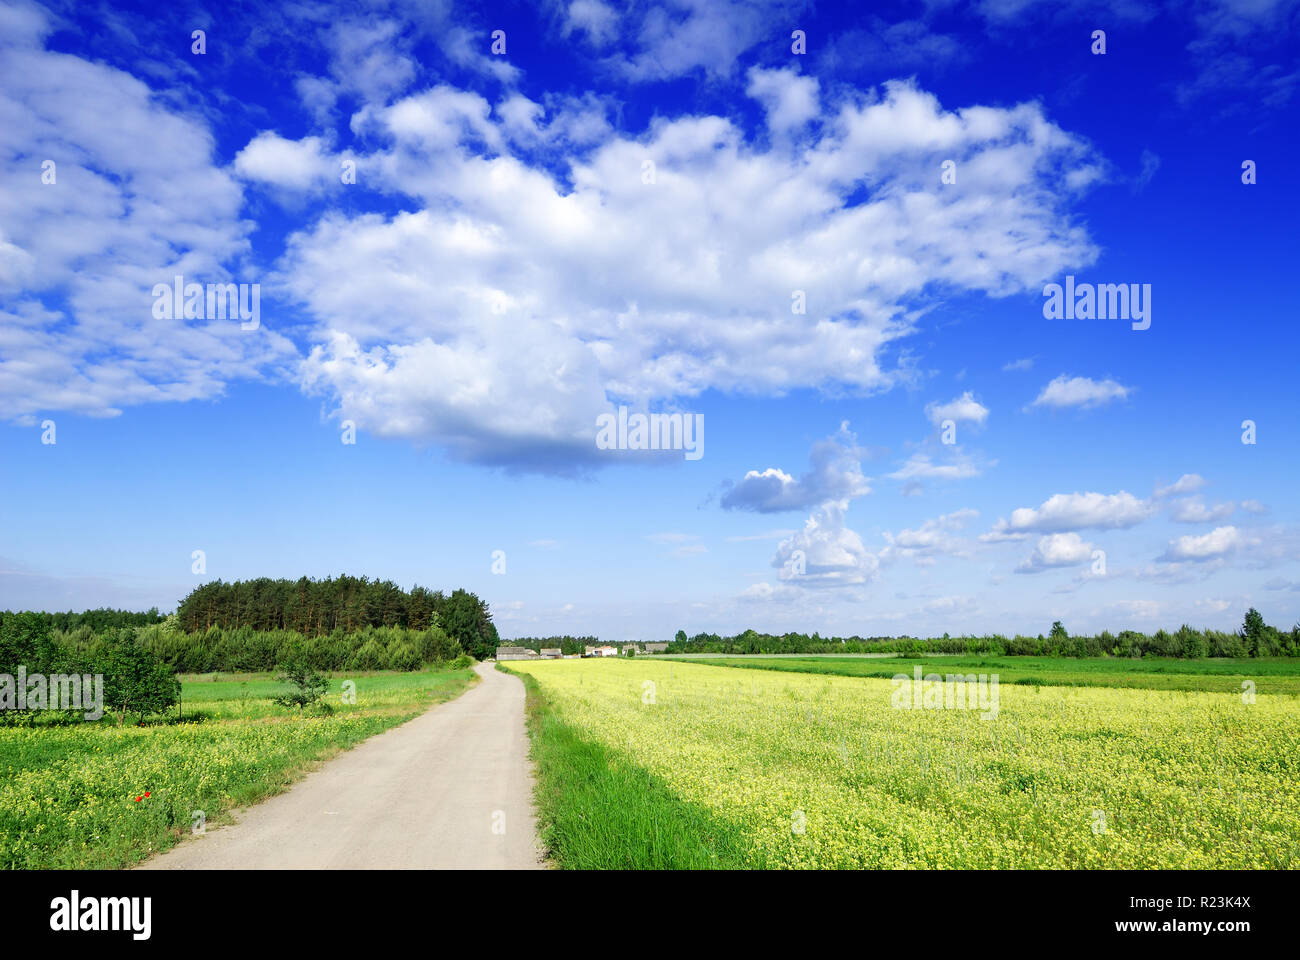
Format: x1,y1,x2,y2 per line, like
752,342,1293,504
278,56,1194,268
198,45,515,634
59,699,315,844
686,655,1300,695
505,658,1300,868
503,663,763,868
0,664,477,869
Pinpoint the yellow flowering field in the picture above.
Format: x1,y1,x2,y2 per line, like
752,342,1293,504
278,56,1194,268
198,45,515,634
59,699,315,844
508,658,1300,869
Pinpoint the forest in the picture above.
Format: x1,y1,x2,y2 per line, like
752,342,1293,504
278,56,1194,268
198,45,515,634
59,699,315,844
174,576,500,659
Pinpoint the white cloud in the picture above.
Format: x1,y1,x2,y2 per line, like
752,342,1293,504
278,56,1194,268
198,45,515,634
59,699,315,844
1002,356,1035,371
1241,498,1268,514
233,132,339,190
1154,473,1206,498
925,391,989,426
1031,374,1131,409
884,508,978,559
987,491,1151,537
772,500,879,587
722,424,870,512
563,0,620,47
1168,497,1235,523
1160,525,1248,562
605,0,813,81
1016,532,1096,573
746,66,819,133
0,12,294,422
277,79,1101,470
739,581,801,602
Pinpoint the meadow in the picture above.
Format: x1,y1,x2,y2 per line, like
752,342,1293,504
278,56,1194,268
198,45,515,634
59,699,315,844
504,658,1300,869
0,666,476,869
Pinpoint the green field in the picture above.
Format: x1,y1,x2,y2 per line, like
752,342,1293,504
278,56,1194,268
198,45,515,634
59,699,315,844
688,655,1300,695
505,657,1300,869
0,666,476,869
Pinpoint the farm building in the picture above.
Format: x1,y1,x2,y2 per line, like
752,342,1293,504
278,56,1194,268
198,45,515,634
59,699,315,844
643,642,669,653
539,648,562,659
496,646,540,661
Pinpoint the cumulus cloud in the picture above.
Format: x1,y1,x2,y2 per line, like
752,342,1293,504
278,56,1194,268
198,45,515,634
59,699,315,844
721,424,870,513
883,509,978,560
276,78,1101,471
746,66,819,133
233,132,341,190
0,8,295,423
6,4,1105,477
925,391,989,427
1016,532,1096,573
1159,525,1249,562
772,501,879,587
986,491,1151,539
1154,473,1207,498
1031,374,1132,409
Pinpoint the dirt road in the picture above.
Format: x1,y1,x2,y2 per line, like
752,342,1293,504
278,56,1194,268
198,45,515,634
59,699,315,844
138,662,544,869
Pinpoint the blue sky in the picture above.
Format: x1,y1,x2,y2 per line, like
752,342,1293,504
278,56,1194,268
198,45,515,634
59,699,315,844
1,0,1298,641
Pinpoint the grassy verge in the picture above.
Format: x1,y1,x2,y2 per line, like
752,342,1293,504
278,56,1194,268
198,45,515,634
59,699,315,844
0,665,477,869
688,655,1300,695
500,663,764,868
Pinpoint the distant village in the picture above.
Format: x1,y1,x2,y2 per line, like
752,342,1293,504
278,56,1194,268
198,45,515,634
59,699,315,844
496,641,668,661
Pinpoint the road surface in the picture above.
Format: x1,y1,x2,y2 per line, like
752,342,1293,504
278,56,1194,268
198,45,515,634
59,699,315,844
138,662,544,869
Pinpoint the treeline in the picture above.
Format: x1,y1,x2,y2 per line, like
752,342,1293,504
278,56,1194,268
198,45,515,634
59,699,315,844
671,611,1300,659
45,621,467,674
500,636,599,655
1,612,179,725
39,608,165,632
176,577,499,659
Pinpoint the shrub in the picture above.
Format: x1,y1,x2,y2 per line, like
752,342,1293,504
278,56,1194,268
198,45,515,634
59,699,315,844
272,657,329,715
346,638,386,671
385,640,421,672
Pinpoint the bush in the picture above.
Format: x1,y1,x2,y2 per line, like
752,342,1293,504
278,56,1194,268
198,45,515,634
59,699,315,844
346,638,386,671
385,640,421,672
416,625,461,663
272,657,329,715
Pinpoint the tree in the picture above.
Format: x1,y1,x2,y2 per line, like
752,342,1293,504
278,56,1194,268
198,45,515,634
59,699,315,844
1243,608,1266,656
0,611,57,675
674,630,687,645
272,656,329,715
99,630,181,725
438,589,498,660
